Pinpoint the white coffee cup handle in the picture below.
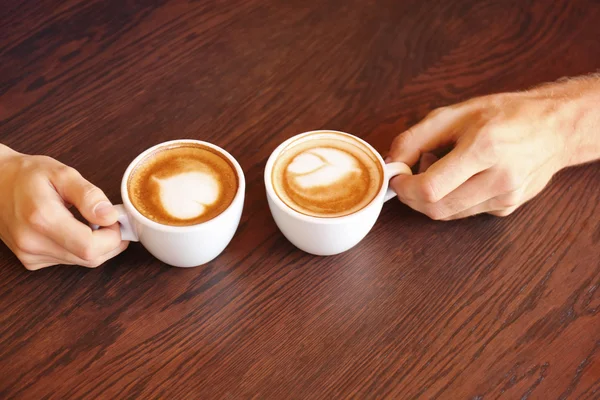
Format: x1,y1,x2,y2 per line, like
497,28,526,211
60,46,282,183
384,162,412,202
90,204,139,242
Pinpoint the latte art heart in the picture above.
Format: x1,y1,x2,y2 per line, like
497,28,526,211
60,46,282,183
128,143,238,226
153,172,220,220
271,133,383,218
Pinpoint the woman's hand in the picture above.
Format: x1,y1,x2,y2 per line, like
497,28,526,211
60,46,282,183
0,146,129,270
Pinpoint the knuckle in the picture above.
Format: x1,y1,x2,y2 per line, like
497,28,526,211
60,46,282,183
26,208,47,230
497,170,524,193
13,236,27,253
418,177,441,203
58,165,80,180
472,127,497,154
77,244,96,262
70,235,96,261
51,164,80,185
13,230,36,254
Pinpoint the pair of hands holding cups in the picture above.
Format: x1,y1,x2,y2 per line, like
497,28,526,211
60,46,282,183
4,80,598,270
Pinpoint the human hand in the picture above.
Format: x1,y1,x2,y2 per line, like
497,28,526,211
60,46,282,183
387,88,582,220
0,146,129,270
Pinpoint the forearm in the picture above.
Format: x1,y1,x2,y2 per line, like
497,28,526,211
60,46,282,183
566,79,600,166
534,75,600,167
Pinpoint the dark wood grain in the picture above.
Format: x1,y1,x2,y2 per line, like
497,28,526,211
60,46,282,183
1,0,599,398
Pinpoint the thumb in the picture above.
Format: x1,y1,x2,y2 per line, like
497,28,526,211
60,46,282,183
52,167,119,226
387,106,467,167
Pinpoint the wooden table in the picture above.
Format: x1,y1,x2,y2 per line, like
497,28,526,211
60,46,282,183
1,0,599,398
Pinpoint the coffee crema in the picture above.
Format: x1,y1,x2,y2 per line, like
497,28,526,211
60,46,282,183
128,143,238,226
271,132,383,218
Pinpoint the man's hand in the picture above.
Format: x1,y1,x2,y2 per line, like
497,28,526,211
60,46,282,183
0,146,129,270
387,76,600,220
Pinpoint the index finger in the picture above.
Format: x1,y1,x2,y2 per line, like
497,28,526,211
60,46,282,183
391,141,487,203
35,202,123,261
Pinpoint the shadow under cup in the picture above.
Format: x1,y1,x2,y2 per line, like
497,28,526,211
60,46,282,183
112,139,246,268
264,130,411,256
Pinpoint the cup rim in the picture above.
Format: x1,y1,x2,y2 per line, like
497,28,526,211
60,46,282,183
264,130,388,224
121,139,245,233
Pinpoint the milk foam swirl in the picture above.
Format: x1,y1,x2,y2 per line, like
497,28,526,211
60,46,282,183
286,148,361,188
272,133,383,218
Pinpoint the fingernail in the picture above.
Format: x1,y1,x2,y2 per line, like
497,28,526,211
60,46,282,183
384,156,391,163
94,201,114,218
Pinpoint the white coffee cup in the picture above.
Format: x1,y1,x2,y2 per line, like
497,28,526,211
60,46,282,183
264,130,411,256
104,139,245,267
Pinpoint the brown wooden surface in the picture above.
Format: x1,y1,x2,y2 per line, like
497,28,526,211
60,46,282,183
1,0,600,398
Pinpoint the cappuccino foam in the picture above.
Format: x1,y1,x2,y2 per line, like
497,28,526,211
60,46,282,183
128,143,238,226
272,133,383,218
